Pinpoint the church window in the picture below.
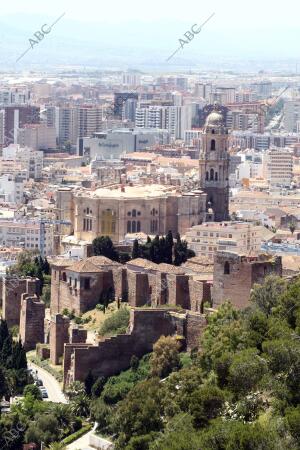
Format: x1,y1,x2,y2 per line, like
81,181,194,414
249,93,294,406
132,221,136,233
215,172,218,181
137,221,141,232
224,261,230,275
127,221,131,233
132,209,137,217
212,129,215,134
62,272,67,282
206,171,209,181
211,139,216,150
210,169,214,181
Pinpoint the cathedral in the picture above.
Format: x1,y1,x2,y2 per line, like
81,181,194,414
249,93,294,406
199,105,230,222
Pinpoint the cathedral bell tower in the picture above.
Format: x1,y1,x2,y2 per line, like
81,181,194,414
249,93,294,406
199,106,230,221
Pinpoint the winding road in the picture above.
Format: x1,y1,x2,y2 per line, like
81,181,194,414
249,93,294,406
28,361,67,404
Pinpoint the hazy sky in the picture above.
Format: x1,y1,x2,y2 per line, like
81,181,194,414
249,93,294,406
1,0,298,27
0,0,299,69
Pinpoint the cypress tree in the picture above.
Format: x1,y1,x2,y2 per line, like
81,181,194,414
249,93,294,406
132,239,140,260
85,370,95,396
11,340,27,370
0,319,9,353
165,230,174,264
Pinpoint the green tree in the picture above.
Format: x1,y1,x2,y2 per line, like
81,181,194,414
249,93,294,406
25,414,60,446
165,230,174,264
91,376,106,397
150,336,181,379
132,239,140,259
41,284,51,307
250,275,286,316
70,393,90,417
92,236,119,262
130,355,139,372
189,385,225,428
90,398,113,433
24,384,42,400
113,379,163,448
228,348,268,395
0,319,9,352
85,370,95,396
0,366,7,399
289,222,296,235
285,406,300,442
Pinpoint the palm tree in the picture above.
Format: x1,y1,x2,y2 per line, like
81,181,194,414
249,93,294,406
70,393,90,417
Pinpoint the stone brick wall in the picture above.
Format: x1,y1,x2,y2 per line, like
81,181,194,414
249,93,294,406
63,308,207,387
19,294,45,351
185,312,207,350
3,277,40,328
70,326,87,343
213,252,282,309
50,314,70,365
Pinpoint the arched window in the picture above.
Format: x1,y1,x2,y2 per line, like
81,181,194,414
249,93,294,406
210,169,214,180
127,221,131,233
137,221,141,232
211,139,216,150
132,221,136,233
62,272,67,282
205,171,209,181
224,261,230,275
215,172,218,181
212,129,215,134
101,209,116,235
132,209,136,217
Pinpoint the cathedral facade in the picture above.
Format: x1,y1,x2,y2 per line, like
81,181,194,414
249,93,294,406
199,107,230,222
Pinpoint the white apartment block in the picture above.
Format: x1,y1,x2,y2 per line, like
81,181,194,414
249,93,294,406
135,105,194,140
0,88,30,105
185,222,265,258
0,221,53,255
2,144,43,180
184,129,203,145
263,148,293,187
0,174,24,204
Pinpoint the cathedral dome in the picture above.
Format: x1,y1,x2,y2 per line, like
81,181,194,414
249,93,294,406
205,110,224,127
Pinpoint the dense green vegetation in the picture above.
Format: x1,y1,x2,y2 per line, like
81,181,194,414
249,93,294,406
99,307,130,336
92,232,195,267
81,275,300,449
131,231,195,265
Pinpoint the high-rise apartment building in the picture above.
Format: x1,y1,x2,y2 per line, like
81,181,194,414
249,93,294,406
46,105,103,146
263,148,293,187
284,100,300,132
3,105,40,146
